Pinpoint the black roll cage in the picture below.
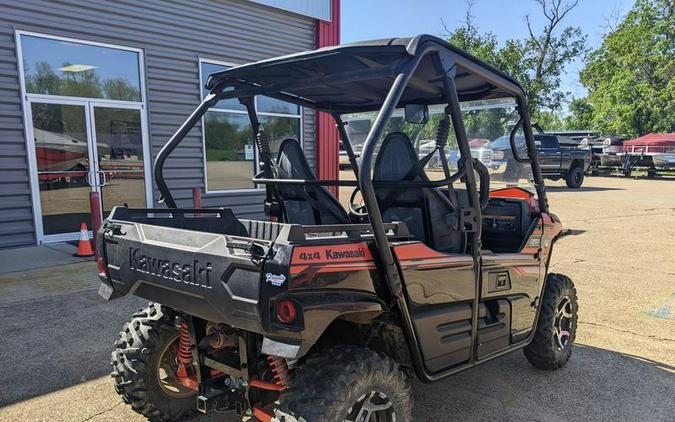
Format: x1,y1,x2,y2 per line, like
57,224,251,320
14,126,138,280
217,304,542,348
153,35,549,382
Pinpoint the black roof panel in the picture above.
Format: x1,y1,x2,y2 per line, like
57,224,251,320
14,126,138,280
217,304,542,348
206,35,525,113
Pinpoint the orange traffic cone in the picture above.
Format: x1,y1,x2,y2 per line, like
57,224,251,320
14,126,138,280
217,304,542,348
74,222,95,257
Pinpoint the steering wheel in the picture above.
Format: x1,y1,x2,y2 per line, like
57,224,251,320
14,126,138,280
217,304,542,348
473,159,490,210
348,186,369,218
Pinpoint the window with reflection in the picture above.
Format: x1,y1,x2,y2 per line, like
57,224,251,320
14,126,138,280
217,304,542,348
200,60,302,191
21,35,141,101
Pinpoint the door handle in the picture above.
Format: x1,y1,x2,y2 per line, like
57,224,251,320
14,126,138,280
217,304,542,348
87,170,96,188
98,171,108,187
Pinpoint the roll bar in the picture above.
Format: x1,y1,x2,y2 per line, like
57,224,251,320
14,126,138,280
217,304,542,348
517,97,549,213
154,93,218,208
333,113,360,180
251,172,465,188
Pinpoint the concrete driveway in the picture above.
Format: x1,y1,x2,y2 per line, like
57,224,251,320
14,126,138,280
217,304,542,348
0,176,673,421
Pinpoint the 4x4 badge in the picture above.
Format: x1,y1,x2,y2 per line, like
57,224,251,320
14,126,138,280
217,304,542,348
265,273,286,287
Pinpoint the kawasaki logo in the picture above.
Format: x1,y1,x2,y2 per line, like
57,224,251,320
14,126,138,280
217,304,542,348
324,248,366,260
128,247,212,289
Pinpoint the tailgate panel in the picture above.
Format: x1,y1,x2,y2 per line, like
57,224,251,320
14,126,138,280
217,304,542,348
101,221,266,332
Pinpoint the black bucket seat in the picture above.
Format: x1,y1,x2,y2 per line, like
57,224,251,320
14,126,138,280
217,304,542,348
275,138,350,225
373,132,462,253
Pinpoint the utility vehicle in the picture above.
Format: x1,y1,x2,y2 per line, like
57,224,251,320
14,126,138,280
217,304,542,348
98,35,578,422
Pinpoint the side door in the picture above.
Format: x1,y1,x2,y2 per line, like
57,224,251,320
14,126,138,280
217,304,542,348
481,223,543,345
537,136,561,174
391,241,478,373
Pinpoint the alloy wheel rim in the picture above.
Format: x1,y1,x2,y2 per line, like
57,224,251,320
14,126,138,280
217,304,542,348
553,296,573,350
345,390,396,422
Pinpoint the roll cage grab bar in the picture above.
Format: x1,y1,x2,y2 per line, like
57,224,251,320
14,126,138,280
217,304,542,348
153,43,549,382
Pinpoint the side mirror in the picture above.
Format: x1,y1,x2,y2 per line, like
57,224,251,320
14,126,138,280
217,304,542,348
404,104,429,124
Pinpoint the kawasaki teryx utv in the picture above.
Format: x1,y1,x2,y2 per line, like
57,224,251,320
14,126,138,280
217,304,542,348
98,35,577,422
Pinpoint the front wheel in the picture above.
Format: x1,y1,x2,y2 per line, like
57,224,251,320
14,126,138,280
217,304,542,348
565,166,584,188
524,273,578,370
280,346,412,422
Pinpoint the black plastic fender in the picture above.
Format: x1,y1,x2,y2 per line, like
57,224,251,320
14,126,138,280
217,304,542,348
265,290,384,358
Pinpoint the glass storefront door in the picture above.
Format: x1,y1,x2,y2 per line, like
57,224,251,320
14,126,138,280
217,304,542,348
29,100,149,242
92,106,147,217
31,102,96,237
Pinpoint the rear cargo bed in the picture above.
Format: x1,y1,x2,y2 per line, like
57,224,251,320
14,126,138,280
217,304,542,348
97,207,290,333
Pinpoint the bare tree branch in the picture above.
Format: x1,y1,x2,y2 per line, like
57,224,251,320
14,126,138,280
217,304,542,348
439,0,475,37
464,0,476,29
526,15,542,48
600,6,621,35
556,1,579,26
536,0,553,21
440,17,452,36
528,0,583,106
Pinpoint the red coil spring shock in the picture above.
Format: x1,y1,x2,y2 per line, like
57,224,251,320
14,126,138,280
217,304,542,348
267,355,291,388
176,322,193,379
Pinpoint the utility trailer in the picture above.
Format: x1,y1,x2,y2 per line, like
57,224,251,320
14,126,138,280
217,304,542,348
98,35,577,422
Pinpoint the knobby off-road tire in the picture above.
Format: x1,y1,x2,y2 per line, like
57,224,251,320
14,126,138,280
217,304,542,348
565,166,585,188
524,273,578,370
280,346,412,422
111,303,196,421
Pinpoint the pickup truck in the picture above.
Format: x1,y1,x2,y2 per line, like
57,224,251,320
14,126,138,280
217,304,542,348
488,134,592,188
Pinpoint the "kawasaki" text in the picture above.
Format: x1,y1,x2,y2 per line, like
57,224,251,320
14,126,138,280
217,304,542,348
324,248,366,260
128,247,213,289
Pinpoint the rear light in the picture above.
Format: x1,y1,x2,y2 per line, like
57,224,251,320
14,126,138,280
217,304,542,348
276,299,296,324
97,256,107,276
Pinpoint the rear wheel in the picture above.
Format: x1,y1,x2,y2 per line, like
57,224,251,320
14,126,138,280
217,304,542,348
524,273,578,370
280,346,412,422
565,166,584,188
111,303,197,421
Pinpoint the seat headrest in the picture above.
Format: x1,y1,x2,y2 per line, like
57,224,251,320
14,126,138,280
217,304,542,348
277,138,311,180
373,132,419,181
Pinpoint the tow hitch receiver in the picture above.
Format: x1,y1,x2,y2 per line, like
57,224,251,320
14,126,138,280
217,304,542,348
197,389,237,414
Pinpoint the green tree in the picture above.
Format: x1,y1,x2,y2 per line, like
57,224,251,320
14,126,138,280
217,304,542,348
24,62,60,95
524,0,587,114
562,97,594,129
445,0,586,124
535,111,565,130
103,79,141,102
580,0,675,136
24,61,140,101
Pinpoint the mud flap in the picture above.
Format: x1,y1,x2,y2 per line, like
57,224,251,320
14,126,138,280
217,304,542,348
97,281,122,301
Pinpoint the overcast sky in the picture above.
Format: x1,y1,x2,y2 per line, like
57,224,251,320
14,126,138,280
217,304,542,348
341,0,636,105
